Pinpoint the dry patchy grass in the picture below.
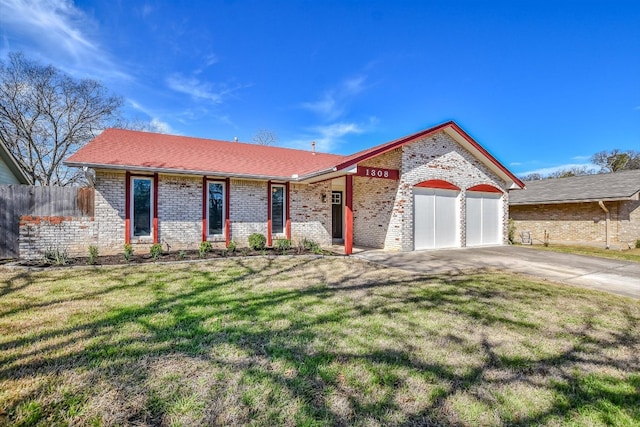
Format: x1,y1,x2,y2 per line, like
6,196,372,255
0,257,639,426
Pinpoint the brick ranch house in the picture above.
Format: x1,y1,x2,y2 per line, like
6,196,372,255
509,170,640,248
54,121,523,257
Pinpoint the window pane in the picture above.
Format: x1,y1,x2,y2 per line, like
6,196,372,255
271,186,284,234
133,179,151,236
208,183,224,235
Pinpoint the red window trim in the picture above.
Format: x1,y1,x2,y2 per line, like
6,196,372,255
415,180,460,190
467,184,503,193
125,172,157,244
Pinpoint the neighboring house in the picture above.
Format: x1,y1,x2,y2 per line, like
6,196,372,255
57,120,523,256
0,139,31,185
509,170,640,248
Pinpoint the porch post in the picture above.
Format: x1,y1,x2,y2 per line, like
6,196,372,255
202,176,207,241
125,171,131,244
153,173,159,244
285,182,291,240
225,178,231,247
267,181,272,247
345,175,353,255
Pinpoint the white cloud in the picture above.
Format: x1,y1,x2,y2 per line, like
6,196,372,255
284,122,364,153
510,162,522,166
571,155,591,161
0,0,127,80
149,118,172,134
166,73,247,105
300,75,368,121
518,162,597,177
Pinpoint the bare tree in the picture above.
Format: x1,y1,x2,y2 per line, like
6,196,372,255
252,128,278,146
0,52,123,185
591,149,640,172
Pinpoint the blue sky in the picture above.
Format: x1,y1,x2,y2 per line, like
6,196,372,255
1,0,638,177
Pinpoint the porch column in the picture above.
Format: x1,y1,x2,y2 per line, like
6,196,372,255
267,181,272,246
225,178,231,247
125,171,131,244
285,181,291,240
202,176,207,241
345,175,353,255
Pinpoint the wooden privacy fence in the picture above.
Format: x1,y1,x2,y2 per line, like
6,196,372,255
0,185,94,258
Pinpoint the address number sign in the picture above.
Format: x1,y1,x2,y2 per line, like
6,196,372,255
355,166,399,180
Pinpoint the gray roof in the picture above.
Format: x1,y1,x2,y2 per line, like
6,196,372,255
509,170,640,205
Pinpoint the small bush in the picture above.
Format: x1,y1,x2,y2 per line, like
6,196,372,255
87,245,99,265
44,247,69,265
301,238,321,252
508,219,516,244
199,241,213,258
227,240,237,253
249,233,267,251
150,243,163,260
178,250,187,260
275,239,291,252
123,243,134,262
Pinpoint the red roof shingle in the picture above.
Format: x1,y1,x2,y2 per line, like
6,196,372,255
65,122,524,188
66,129,345,179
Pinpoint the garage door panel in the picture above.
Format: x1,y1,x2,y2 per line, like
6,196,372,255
435,190,458,248
466,191,502,246
414,188,459,250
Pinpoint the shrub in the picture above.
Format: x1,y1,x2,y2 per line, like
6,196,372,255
199,241,213,258
248,233,267,251
178,250,187,260
44,247,69,265
123,243,134,262
275,239,291,252
301,238,320,252
636,239,640,249
508,219,516,244
227,240,237,253
87,245,99,265
150,243,163,260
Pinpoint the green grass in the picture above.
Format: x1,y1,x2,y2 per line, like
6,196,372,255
528,243,640,262
1,257,639,426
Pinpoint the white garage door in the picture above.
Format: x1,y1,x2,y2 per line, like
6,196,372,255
414,188,459,250
466,191,502,246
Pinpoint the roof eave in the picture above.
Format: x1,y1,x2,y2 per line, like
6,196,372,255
65,162,299,182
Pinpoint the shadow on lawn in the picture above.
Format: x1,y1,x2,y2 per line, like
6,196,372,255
1,257,639,426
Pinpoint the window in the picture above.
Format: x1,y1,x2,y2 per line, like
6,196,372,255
271,185,285,234
332,192,342,205
207,181,225,236
131,177,153,237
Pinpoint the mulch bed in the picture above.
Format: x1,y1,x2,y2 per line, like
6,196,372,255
12,247,340,268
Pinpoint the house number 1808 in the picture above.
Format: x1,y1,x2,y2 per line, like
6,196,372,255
365,168,389,178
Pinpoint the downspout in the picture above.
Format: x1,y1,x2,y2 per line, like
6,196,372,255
598,201,610,249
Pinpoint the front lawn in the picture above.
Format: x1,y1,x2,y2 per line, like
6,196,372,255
1,257,639,426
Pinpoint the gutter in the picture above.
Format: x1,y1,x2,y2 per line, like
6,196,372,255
598,201,610,249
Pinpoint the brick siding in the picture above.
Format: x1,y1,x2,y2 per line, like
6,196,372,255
19,216,97,260
510,200,640,247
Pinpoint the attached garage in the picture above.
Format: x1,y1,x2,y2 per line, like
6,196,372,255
414,181,460,250
465,185,504,246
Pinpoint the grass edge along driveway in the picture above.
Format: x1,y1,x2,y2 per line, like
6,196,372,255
1,257,639,426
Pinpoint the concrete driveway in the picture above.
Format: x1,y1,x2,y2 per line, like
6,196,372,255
354,246,640,299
